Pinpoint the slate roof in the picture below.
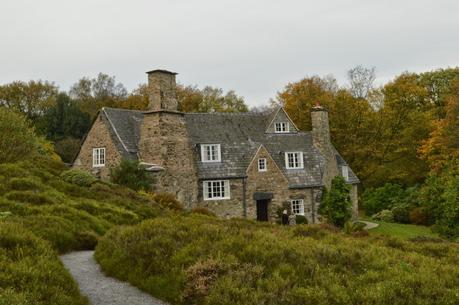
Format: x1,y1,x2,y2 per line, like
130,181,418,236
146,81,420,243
100,107,359,188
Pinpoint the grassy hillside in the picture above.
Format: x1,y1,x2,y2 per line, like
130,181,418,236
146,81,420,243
95,215,459,305
0,159,167,304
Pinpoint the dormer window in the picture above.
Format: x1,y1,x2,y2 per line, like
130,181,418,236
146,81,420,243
201,144,221,162
341,165,349,181
275,122,289,133
285,152,304,169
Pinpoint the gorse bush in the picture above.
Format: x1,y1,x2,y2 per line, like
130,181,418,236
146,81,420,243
95,215,459,305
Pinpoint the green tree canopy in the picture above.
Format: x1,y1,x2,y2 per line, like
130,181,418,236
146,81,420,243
0,80,58,122
0,107,40,163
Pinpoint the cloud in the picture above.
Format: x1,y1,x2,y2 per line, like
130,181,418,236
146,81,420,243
1,0,458,106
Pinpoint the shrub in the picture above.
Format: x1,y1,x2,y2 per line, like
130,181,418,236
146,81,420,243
61,169,97,187
110,159,154,191
95,216,459,305
409,207,430,225
372,209,394,222
362,183,405,216
295,215,308,224
343,221,366,234
8,176,45,191
0,107,39,163
154,192,183,211
391,204,411,223
0,222,88,305
5,190,59,205
319,176,352,227
191,207,216,217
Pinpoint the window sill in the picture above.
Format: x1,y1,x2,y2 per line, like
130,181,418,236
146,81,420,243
203,197,231,201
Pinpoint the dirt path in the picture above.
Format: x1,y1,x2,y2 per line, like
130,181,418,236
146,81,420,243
61,251,168,305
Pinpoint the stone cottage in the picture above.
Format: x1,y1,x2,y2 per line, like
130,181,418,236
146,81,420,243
73,69,359,222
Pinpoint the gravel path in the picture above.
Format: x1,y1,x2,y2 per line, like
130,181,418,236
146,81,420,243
358,220,379,230
61,251,168,305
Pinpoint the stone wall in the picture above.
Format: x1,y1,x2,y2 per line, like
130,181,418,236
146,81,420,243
196,178,245,218
72,112,121,180
138,112,199,208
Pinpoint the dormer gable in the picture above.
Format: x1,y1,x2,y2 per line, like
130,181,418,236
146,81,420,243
265,107,299,134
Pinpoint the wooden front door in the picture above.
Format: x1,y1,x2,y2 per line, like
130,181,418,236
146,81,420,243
256,199,269,221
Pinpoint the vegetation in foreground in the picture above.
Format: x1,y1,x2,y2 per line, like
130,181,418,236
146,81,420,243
96,216,459,305
0,107,172,304
0,222,87,305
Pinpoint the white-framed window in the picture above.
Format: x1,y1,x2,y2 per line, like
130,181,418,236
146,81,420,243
203,180,230,200
201,144,221,162
341,165,349,181
285,152,304,169
275,122,289,133
92,147,105,167
291,199,305,215
258,158,267,172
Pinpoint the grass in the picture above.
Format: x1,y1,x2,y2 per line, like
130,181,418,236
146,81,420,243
368,220,440,239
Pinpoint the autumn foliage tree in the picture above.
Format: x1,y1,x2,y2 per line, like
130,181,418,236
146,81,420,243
419,79,459,171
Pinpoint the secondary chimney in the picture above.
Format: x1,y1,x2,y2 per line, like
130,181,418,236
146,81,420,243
146,69,179,111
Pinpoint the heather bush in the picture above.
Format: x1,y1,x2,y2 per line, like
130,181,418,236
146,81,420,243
191,207,216,217
61,169,97,187
154,192,184,211
95,215,459,305
0,222,88,305
0,161,164,252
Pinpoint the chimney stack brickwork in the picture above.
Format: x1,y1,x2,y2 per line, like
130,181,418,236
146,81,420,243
311,105,339,189
146,70,179,112
139,69,199,207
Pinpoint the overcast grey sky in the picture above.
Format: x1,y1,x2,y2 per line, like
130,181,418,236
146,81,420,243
1,0,458,106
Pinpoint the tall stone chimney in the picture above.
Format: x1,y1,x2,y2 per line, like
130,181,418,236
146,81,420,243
146,69,179,111
139,68,198,208
311,104,339,188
